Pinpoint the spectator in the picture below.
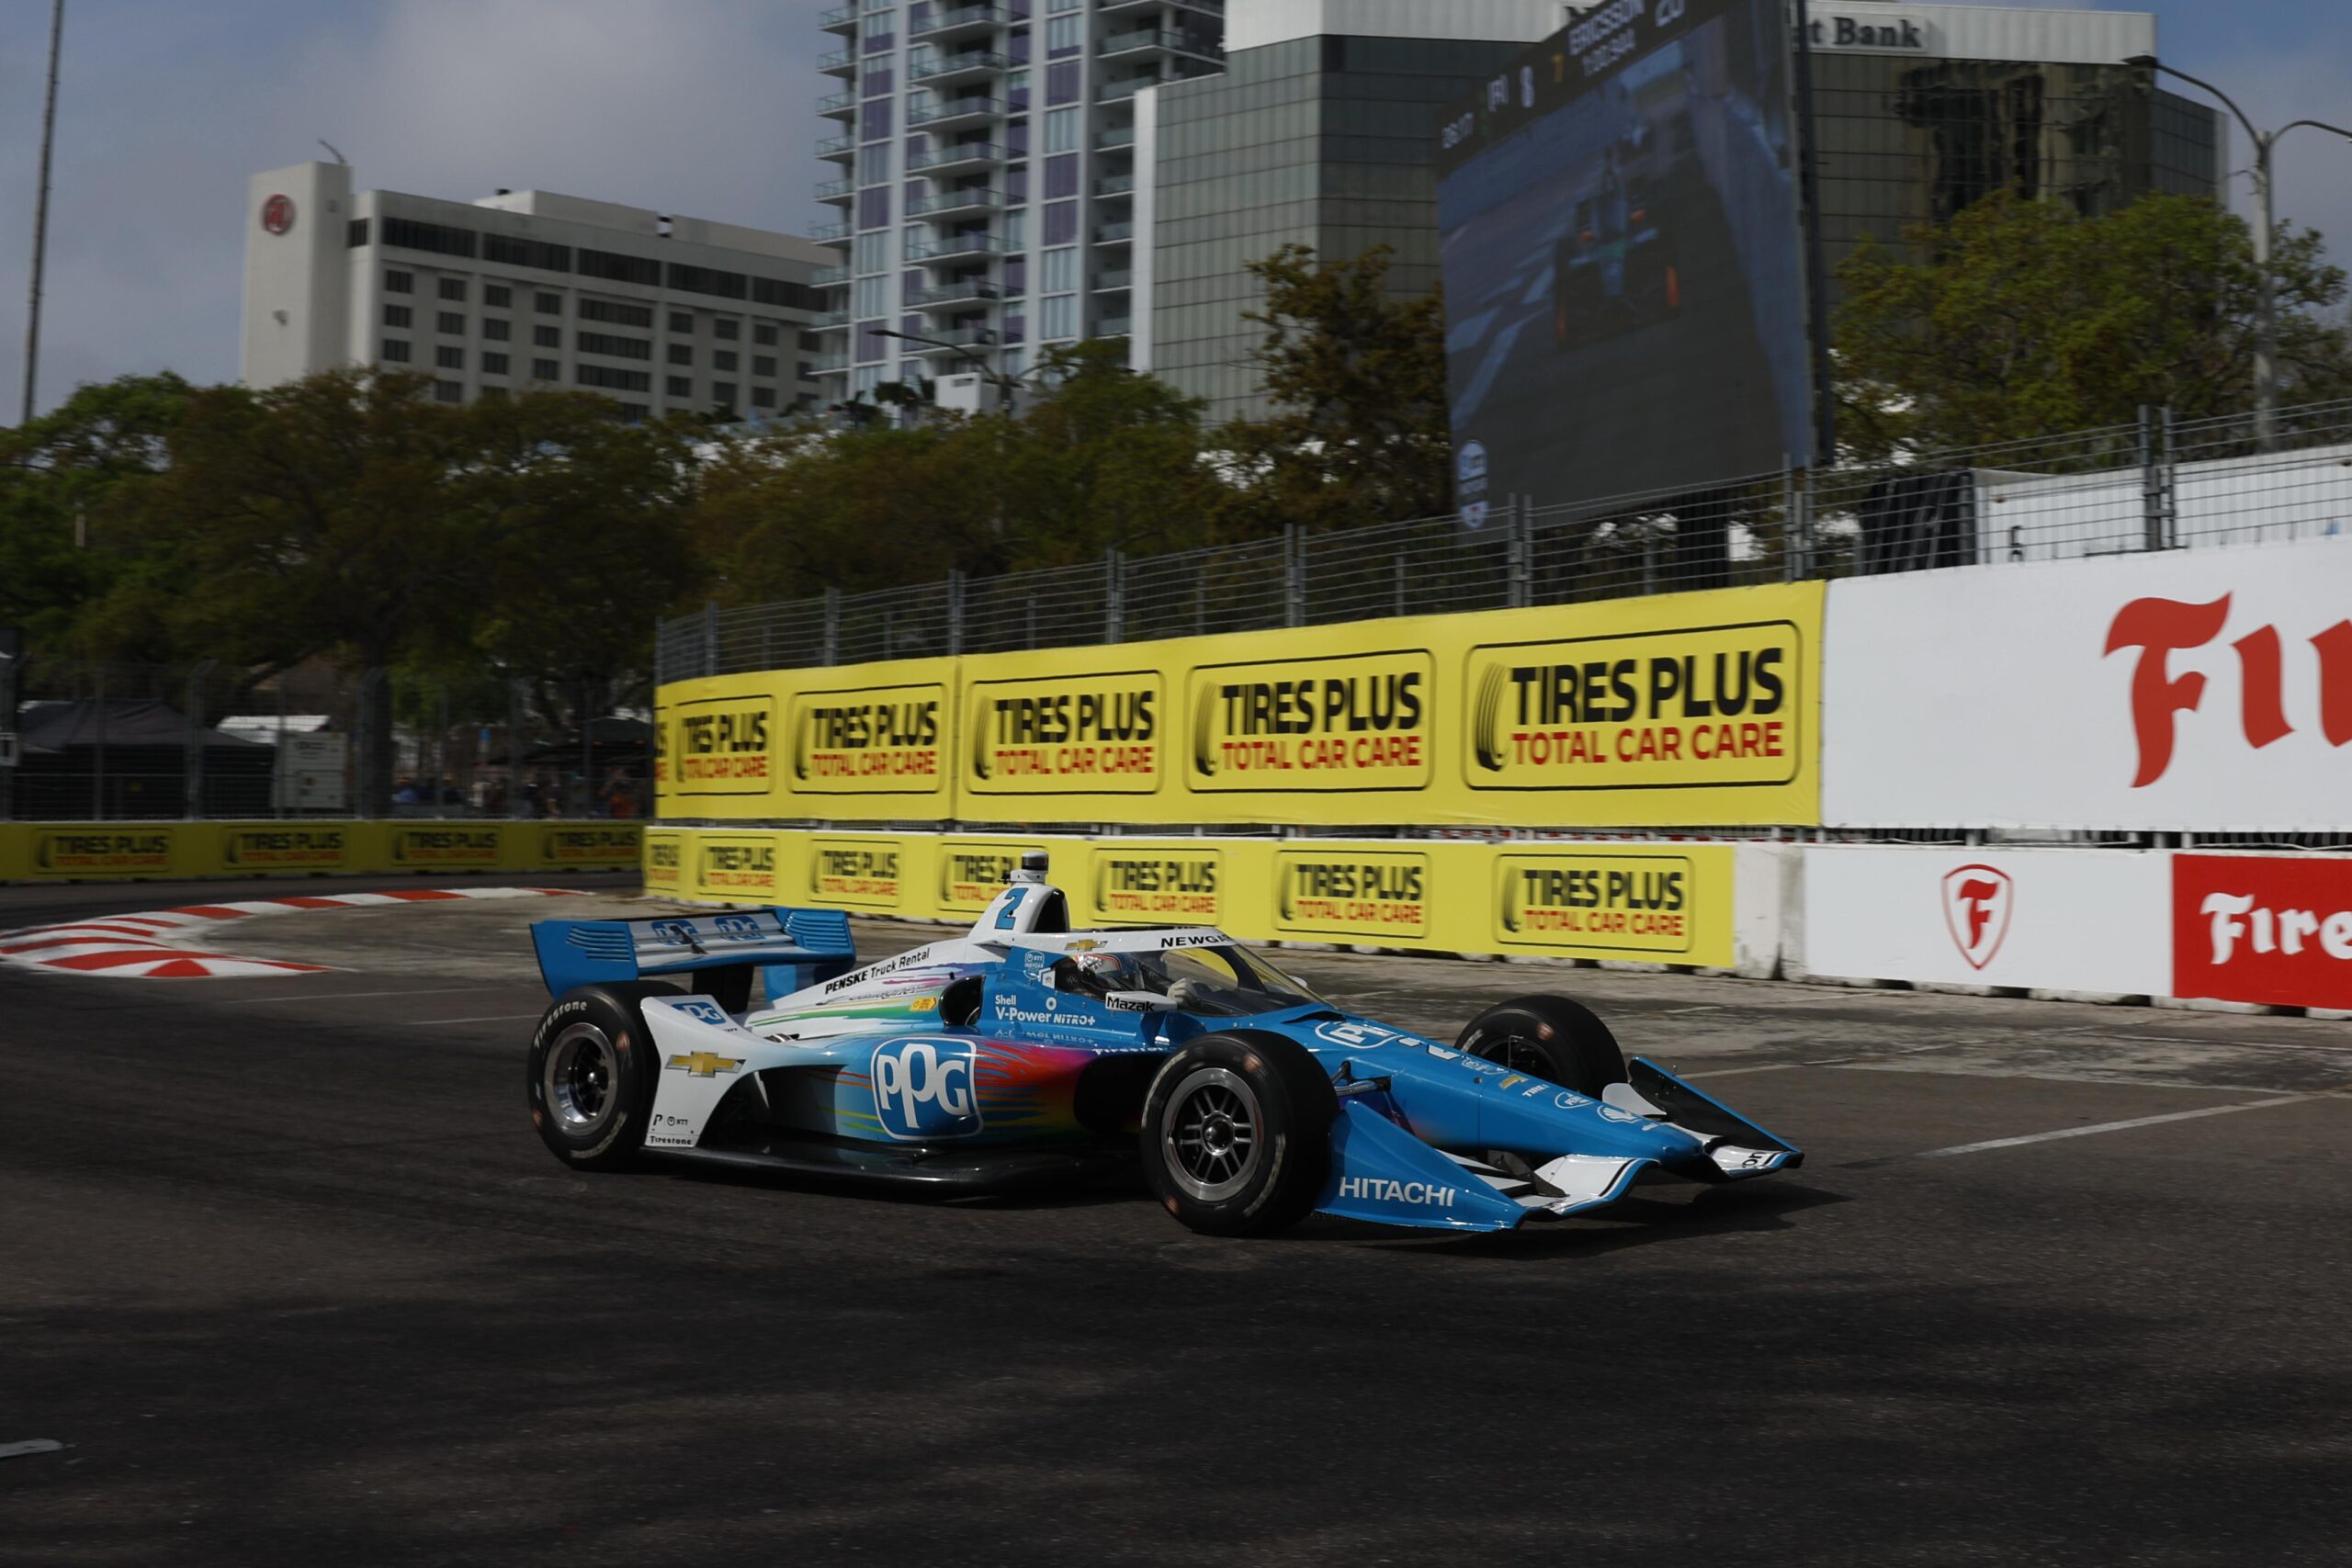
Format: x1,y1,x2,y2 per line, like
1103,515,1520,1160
598,766,639,818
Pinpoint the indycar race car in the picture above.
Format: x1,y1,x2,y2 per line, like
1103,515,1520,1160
524,855,1800,1236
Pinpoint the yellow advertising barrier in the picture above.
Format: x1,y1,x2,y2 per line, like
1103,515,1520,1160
0,820,644,884
648,828,1736,967
654,581,1823,828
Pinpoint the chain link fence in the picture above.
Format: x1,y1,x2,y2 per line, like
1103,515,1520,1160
659,395,2352,683
2,658,654,823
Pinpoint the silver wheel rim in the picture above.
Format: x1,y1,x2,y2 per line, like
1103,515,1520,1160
545,1021,621,1134
1162,1066,1263,1202
1474,1034,1555,1078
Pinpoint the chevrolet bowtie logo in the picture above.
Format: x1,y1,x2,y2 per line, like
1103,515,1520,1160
666,1051,744,1077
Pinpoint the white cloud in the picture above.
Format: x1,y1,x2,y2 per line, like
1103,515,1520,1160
0,0,821,416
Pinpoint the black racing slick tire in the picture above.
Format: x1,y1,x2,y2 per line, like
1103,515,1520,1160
1456,995,1626,1097
1141,1032,1337,1238
526,982,683,1171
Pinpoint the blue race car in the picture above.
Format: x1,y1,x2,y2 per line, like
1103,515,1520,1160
525,854,1800,1236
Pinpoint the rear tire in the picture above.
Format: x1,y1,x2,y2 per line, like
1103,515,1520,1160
1456,995,1626,1096
1141,1032,1336,1237
526,982,682,1170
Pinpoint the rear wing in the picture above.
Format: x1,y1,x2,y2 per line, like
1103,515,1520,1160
532,908,858,1010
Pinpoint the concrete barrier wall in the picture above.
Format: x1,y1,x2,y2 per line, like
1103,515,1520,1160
0,820,643,883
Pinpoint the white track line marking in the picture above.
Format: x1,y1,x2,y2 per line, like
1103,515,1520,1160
387,1013,544,1026
1905,1094,2320,1161
1682,1063,1802,1080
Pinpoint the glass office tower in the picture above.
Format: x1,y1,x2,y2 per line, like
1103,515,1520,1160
811,0,1224,408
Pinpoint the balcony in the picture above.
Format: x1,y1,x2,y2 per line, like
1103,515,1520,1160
909,186,1005,220
812,264,852,286
912,278,1003,309
1093,220,1135,244
1098,76,1157,103
910,3,1003,40
818,47,854,74
912,232,1007,263
908,96,1005,130
910,324,1000,353
1098,0,1222,12
808,353,849,373
1094,173,1135,197
820,4,858,31
1101,28,1191,58
906,140,1006,175
911,49,1009,85
815,176,852,202
1092,268,1132,291
818,90,857,118
808,220,849,243
809,309,851,328
1096,124,1136,151
817,133,854,160
1097,316,1133,336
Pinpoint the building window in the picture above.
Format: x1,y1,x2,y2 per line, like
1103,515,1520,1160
1039,293,1076,340
438,277,468,301
666,263,750,299
580,298,654,328
714,318,741,341
752,277,812,310
535,291,562,313
437,311,465,334
715,349,740,373
383,217,479,257
753,321,779,346
616,401,650,423
1043,201,1077,244
347,218,371,247
484,284,512,309
534,324,560,348
669,310,694,333
532,357,560,380
381,338,412,362
485,235,572,273
382,304,413,328
799,330,823,352
482,352,510,376
576,364,651,391
577,332,653,360
578,248,662,287
666,376,692,398
752,386,778,408
1046,16,1081,57
435,380,465,403
1045,107,1080,152
713,381,738,408
483,318,510,341
752,355,777,378
668,344,693,366
436,345,465,370
385,269,414,294
1040,246,1077,292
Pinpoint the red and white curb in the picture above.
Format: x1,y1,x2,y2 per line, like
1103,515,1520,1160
0,887,582,978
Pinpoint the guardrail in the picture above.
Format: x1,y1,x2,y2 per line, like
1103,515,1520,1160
657,395,2352,684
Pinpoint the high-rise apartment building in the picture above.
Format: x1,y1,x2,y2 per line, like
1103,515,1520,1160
242,161,835,421
809,0,1225,405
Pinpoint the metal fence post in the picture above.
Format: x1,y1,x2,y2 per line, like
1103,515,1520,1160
91,665,105,820
1507,496,1532,609
702,601,719,678
947,570,966,657
183,660,216,820
1104,548,1125,645
1283,524,1305,627
509,677,528,819
821,588,842,666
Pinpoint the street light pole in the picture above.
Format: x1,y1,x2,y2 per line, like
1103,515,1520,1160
21,0,66,425
876,326,1019,412
2127,54,2352,451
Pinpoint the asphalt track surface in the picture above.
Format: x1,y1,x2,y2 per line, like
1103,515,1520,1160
6,874,2350,1565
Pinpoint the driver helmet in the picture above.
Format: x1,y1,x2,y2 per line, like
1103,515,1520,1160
1061,950,1152,998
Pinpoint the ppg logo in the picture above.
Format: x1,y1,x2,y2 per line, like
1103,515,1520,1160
713,914,762,942
870,1039,981,1141
649,919,696,947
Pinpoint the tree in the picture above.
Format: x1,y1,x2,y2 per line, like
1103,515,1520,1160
1834,192,2352,457
998,341,1223,564
1215,243,1453,531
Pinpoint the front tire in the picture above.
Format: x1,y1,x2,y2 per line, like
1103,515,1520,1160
1456,994,1626,1096
1141,1032,1336,1237
526,982,681,1170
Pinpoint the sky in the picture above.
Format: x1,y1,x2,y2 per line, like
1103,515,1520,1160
2,0,2349,420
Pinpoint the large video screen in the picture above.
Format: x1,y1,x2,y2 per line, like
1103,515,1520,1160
1435,0,1815,515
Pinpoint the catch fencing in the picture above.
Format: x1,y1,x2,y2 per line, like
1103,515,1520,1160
657,396,2352,684
1,659,650,824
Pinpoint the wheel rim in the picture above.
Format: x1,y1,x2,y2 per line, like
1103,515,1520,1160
545,1021,621,1134
1161,1067,1264,1202
1472,1033,1555,1079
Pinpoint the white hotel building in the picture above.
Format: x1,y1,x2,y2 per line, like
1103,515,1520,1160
241,161,836,421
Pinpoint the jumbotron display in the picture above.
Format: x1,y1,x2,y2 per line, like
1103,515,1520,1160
1435,0,1815,514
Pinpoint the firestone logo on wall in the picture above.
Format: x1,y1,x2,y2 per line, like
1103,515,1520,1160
260,194,295,235
2105,593,2352,789
1940,863,2014,970
2172,854,2352,1010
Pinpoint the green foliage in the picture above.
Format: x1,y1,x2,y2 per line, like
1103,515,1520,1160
1214,243,1453,531
1834,192,2352,456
